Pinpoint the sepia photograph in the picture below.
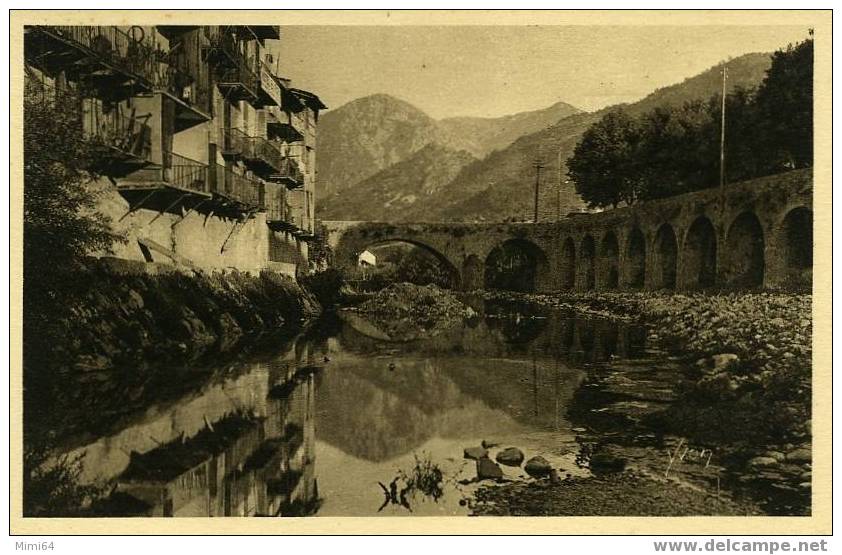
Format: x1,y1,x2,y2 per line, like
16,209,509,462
8,8,831,536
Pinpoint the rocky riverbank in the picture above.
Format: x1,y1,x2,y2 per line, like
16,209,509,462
345,283,475,340
24,257,320,436
473,289,812,515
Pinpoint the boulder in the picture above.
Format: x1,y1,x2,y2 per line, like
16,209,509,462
711,353,740,372
495,447,525,467
524,456,552,478
748,456,779,468
589,452,627,474
786,447,811,463
481,439,499,449
464,446,488,460
476,457,503,480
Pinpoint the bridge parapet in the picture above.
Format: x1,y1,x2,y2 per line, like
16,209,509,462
321,169,813,292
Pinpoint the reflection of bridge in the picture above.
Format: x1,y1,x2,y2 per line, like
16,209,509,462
321,169,812,292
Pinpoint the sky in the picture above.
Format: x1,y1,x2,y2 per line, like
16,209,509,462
273,25,810,119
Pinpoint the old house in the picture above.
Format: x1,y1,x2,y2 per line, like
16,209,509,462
23,25,325,276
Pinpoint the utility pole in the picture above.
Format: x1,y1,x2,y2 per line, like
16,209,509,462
533,157,545,223
720,65,727,190
556,149,562,222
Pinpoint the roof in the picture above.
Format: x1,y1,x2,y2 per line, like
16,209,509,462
290,88,327,110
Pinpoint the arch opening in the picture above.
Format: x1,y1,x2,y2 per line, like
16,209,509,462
559,238,576,290
578,235,596,291
625,227,646,289
484,238,549,293
348,239,460,290
598,231,620,289
653,224,678,289
684,217,717,289
724,212,765,289
780,207,812,289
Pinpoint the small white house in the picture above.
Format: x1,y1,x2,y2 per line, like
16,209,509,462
358,250,377,267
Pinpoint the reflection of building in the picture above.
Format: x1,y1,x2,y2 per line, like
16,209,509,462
81,337,321,517
24,25,324,276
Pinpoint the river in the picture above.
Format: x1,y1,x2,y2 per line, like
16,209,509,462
49,297,807,517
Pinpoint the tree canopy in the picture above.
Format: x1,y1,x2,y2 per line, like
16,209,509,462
567,37,813,208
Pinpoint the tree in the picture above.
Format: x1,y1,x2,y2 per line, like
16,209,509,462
567,110,642,209
23,78,124,416
753,37,814,171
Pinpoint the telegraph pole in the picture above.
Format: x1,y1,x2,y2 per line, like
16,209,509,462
556,149,562,222
720,65,727,190
533,157,545,223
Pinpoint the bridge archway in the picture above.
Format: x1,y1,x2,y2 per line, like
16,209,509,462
347,238,461,289
559,237,576,290
779,207,812,288
653,223,678,289
724,211,765,288
598,231,620,289
483,238,549,293
578,235,596,291
462,254,483,291
683,216,718,289
625,226,646,289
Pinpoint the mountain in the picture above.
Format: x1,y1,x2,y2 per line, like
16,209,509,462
314,94,469,200
315,94,582,203
405,52,775,222
438,101,582,158
317,144,476,221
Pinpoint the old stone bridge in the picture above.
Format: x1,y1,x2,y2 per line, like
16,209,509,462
321,169,813,292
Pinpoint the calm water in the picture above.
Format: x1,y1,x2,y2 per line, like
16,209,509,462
51,298,796,517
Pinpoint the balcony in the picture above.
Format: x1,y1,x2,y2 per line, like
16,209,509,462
207,32,260,103
270,157,305,190
25,79,154,175
265,190,297,233
25,26,160,99
156,60,212,131
222,128,302,184
211,164,262,211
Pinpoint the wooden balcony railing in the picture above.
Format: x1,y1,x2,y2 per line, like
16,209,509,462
25,79,153,169
210,32,260,101
212,164,261,208
31,26,162,91
166,152,209,193
270,157,305,189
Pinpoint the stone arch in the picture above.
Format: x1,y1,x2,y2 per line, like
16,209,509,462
625,226,646,289
724,211,765,288
484,238,549,293
559,237,576,290
779,207,812,288
683,216,718,289
598,231,620,289
461,254,483,291
578,235,596,291
653,223,678,289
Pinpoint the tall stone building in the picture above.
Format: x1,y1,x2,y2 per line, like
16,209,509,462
24,25,325,275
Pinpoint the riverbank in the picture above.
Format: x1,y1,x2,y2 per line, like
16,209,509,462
473,289,812,515
24,258,320,436
470,471,761,516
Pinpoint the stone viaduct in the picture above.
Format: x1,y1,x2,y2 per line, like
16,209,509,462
321,169,813,292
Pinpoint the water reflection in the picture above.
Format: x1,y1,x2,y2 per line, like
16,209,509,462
60,303,647,517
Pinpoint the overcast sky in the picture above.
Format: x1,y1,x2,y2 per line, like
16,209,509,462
273,25,809,119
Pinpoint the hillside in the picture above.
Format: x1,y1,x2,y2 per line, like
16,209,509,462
438,101,582,158
317,144,476,221
410,52,775,222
